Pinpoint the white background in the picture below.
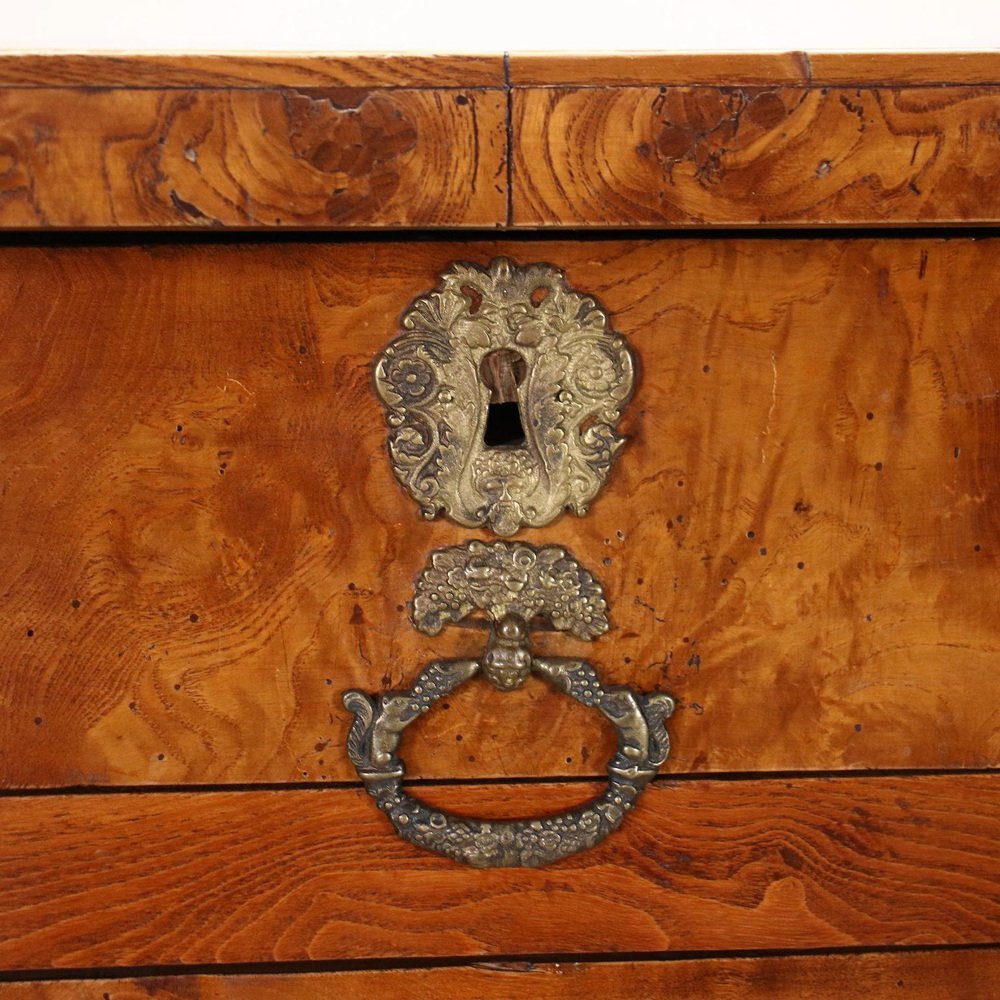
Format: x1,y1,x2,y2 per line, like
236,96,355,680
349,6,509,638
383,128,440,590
2,0,998,54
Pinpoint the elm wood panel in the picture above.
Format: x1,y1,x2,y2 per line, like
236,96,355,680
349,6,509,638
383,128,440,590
0,88,506,228
0,238,998,788
808,52,1000,87
508,52,814,87
1,775,999,968
512,87,1000,226
509,52,1000,87
0,52,996,91
0,54,506,89
4,950,1000,1000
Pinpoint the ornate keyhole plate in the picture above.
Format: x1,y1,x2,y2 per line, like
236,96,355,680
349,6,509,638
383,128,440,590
374,258,636,536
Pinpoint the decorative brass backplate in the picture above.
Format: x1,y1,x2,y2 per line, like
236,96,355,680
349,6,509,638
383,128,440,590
374,259,635,536
343,542,674,868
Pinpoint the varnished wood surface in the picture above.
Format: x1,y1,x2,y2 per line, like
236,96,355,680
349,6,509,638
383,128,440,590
0,238,997,787
509,52,1000,87
0,775,997,968
513,86,1000,226
1,52,996,91
0,53,506,89
0,88,506,227
5,60,1000,228
509,52,816,86
3,949,998,999
810,52,1000,86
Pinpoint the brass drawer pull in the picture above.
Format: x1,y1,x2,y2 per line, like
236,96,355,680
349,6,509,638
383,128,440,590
343,542,673,868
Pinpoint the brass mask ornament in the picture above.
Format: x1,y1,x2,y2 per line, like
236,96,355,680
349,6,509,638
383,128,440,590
374,258,636,536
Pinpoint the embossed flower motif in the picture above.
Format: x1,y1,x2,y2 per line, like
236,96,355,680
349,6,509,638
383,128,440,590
537,830,561,853
573,350,618,396
451,560,509,604
391,424,427,456
595,801,624,826
474,828,500,854
389,357,436,401
569,592,601,617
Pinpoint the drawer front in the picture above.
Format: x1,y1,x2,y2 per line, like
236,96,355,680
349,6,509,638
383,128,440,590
0,235,998,973
2,50,1000,1000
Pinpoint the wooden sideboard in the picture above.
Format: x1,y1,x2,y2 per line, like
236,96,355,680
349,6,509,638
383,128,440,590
0,52,998,998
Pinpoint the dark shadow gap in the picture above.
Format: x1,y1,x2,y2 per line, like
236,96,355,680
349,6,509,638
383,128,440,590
2,225,1000,248
1,941,998,984
1,765,995,798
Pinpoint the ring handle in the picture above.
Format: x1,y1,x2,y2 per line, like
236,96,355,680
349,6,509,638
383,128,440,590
343,643,673,869
343,574,674,868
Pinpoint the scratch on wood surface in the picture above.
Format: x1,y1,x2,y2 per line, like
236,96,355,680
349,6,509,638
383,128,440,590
223,376,254,396
762,351,778,463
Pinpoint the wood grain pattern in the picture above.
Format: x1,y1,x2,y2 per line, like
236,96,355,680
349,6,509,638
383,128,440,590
0,54,506,89
0,238,997,787
509,52,1000,87
509,52,813,87
808,53,1000,87
1,52,996,90
0,88,506,227
0,775,998,968
3,949,998,999
512,86,1000,225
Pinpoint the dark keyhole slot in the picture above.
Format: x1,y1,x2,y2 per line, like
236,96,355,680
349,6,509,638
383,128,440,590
483,402,525,448
480,349,527,448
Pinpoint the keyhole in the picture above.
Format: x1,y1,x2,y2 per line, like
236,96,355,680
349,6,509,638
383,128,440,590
480,349,527,448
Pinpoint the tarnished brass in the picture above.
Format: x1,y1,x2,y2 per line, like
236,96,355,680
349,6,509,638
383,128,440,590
343,541,674,868
374,259,635,536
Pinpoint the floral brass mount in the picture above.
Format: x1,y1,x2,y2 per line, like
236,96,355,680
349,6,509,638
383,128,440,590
343,542,674,868
374,258,635,536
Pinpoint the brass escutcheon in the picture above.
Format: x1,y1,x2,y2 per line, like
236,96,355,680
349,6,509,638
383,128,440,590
374,259,636,536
